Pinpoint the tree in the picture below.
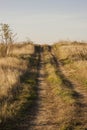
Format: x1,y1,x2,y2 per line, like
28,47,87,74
0,23,17,55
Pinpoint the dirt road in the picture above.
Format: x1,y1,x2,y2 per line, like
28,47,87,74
6,46,87,130
29,54,59,130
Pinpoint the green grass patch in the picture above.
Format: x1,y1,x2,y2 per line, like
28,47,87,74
60,58,73,65
44,53,76,104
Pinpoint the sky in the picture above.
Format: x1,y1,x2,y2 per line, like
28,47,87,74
0,0,87,44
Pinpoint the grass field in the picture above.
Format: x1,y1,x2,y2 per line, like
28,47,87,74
0,41,87,130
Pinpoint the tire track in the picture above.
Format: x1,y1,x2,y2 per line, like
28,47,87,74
29,52,60,130
51,50,87,129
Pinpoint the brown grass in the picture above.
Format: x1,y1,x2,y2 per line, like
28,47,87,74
53,41,87,61
52,42,87,89
43,48,77,129
0,43,34,57
10,44,34,56
0,57,27,97
0,43,35,124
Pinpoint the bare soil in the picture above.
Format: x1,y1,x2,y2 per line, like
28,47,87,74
28,55,60,130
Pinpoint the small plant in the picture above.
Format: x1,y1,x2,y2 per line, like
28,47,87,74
0,23,17,56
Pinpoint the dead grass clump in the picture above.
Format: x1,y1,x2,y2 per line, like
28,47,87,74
63,60,87,89
53,42,87,64
43,49,77,129
10,44,34,56
52,42,87,89
52,42,87,88
0,57,28,97
0,43,36,124
0,56,29,122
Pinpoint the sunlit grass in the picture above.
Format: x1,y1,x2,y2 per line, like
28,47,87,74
0,43,37,124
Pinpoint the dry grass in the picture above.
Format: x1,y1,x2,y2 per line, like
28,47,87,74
0,57,27,97
0,58,27,123
52,42,87,89
43,48,77,129
0,43,34,57
52,42,87,129
0,43,35,124
10,43,34,56
53,42,87,62
43,50,75,104
63,60,87,88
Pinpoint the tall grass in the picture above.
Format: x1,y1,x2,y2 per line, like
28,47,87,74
0,43,35,124
53,41,87,62
43,47,78,129
0,43,34,57
52,41,87,89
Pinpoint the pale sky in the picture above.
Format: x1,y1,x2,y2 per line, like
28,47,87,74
0,0,87,44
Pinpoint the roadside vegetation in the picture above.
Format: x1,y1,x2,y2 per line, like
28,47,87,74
0,42,40,129
43,45,79,130
0,31,87,129
52,41,87,129
52,41,87,89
